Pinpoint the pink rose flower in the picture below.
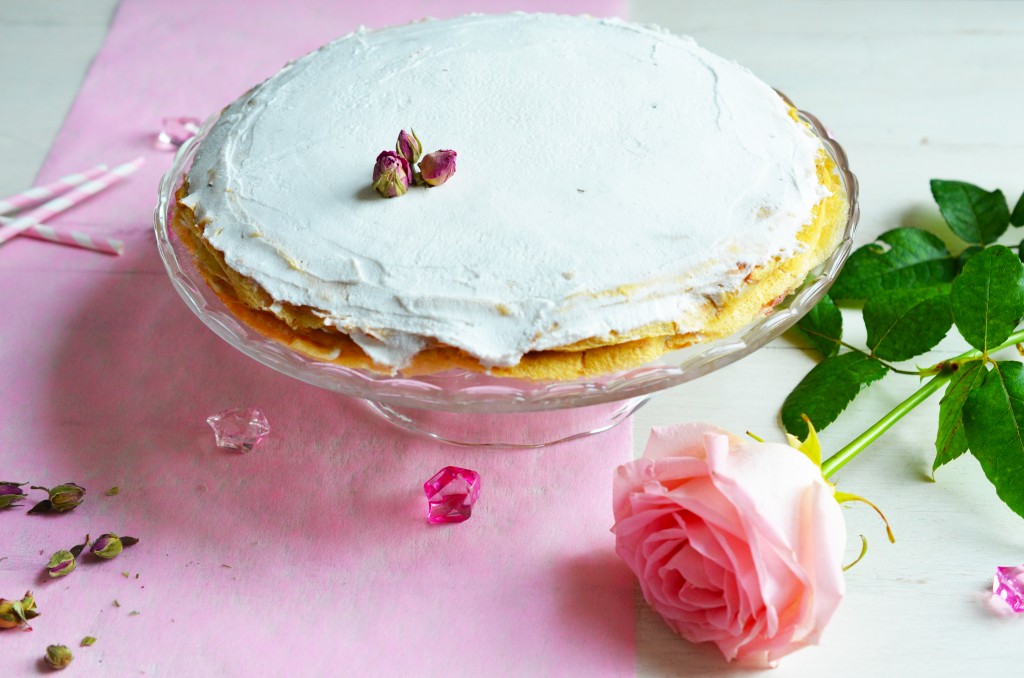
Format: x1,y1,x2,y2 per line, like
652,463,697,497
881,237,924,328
612,423,846,667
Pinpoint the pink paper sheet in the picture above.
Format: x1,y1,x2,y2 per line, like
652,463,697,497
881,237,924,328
0,0,635,674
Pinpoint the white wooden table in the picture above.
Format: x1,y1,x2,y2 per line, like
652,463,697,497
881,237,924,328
3,1,1022,675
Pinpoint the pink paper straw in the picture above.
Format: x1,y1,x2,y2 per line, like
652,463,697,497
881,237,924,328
0,157,144,248
0,164,109,216
0,216,124,256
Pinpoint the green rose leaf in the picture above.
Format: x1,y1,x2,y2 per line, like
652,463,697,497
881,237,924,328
934,360,987,471
781,352,889,438
963,361,1024,519
930,179,1010,245
864,285,952,361
950,245,1024,353
795,293,842,358
1010,190,1024,227
958,245,984,272
830,228,956,301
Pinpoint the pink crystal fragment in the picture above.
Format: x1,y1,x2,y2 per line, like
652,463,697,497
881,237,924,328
993,565,1024,613
206,407,270,453
154,116,201,151
423,466,481,524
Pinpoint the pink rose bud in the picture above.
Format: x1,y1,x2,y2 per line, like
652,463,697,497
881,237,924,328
395,129,423,165
372,151,410,198
418,150,457,187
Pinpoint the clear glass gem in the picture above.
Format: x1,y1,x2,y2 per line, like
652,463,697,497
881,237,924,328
206,407,270,453
423,466,481,524
154,116,201,151
993,565,1024,613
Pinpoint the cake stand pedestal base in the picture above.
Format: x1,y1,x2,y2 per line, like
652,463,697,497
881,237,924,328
366,396,648,448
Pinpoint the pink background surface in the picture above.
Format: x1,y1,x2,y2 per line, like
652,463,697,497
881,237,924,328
0,0,636,674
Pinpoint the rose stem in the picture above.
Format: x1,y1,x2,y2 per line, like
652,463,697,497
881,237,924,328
821,327,1024,479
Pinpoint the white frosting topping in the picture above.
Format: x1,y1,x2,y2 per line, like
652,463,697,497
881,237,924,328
183,13,827,369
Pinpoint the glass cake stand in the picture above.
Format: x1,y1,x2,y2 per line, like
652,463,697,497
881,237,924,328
154,101,859,447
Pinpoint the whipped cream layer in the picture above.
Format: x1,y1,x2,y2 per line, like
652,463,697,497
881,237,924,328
182,13,827,369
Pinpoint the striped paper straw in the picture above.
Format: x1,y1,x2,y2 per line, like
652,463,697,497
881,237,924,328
0,216,124,256
0,157,144,247
0,164,109,216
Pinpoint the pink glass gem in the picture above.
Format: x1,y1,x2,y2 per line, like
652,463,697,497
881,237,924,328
154,116,201,151
993,565,1024,613
423,466,481,524
206,407,270,453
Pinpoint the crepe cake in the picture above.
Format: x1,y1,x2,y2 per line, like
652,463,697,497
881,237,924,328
171,13,847,380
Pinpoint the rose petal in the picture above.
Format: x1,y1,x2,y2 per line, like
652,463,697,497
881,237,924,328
703,556,727,590
613,456,706,517
665,476,749,541
667,543,714,590
683,513,762,622
678,582,723,609
766,481,846,660
707,435,828,561
706,436,819,612
645,423,735,461
797,480,846,633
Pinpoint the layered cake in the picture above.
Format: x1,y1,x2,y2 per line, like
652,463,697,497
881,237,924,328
172,13,846,380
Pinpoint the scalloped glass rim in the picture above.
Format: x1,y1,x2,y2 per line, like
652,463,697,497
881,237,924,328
154,101,859,414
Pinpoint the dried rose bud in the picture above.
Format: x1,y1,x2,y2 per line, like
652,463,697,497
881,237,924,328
0,591,40,630
0,481,28,509
46,551,76,578
90,533,139,560
395,129,423,165
28,483,85,514
372,151,411,198
418,150,457,187
45,644,73,670
0,599,19,630
44,535,90,578
91,533,122,559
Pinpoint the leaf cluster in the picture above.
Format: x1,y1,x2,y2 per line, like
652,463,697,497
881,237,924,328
783,180,1024,518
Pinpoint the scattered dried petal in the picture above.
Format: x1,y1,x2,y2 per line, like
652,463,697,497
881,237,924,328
27,499,52,515
69,535,91,560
